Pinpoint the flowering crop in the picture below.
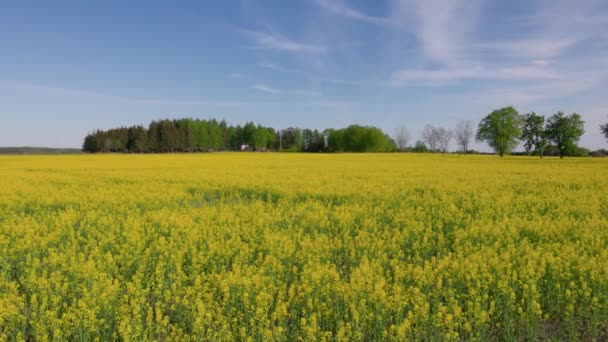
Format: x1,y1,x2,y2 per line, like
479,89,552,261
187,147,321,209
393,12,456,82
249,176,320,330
0,153,607,341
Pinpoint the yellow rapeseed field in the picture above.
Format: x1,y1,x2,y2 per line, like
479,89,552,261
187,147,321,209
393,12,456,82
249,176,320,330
0,153,607,341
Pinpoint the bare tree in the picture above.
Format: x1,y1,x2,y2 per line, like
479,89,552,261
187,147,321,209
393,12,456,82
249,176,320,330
422,124,439,151
394,125,411,151
437,127,452,153
455,120,474,155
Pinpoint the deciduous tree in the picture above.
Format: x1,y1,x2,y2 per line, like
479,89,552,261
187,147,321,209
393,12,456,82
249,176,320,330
394,125,411,151
545,112,585,159
601,122,608,143
521,113,548,158
436,127,452,153
422,124,439,151
455,120,474,155
476,107,522,157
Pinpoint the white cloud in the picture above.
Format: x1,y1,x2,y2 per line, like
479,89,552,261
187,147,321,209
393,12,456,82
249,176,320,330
252,84,321,97
2,81,330,106
532,59,554,66
3,82,250,106
242,29,326,54
474,38,577,60
252,84,281,94
313,0,393,26
259,61,379,87
259,62,300,74
390,65,559,86
385,0,608,107
247,0,608,133
292,89,322,97
461,69,608,108
389,0,483,67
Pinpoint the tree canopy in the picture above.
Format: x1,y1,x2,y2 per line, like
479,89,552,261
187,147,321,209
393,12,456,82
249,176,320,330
82,110,599,156
83,119,277,153
521,112,548,158
545,112,585,159
327,125,396,152
601,122,608,143
83,119,395,153
476,107,522,157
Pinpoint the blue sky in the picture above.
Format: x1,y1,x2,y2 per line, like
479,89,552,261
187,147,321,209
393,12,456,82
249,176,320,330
1,0,608,149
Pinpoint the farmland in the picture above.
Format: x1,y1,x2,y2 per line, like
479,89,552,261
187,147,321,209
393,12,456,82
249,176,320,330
0,153,607,341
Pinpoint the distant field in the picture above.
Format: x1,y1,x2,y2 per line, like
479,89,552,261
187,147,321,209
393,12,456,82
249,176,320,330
0,147,82,155
0,153,607,340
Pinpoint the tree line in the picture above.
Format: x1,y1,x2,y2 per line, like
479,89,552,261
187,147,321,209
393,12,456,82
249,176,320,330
83,108,608,157
395,107,607,158
475,107,591,158
82,118,395,153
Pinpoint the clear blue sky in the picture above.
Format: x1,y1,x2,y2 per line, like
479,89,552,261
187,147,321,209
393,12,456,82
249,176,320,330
1,0,607,149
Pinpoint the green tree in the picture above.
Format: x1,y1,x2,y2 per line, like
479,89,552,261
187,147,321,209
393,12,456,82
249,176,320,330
601,122,608,143
183,118,196,151
265,127,276,150
147,121,161,152
521,112,548,158
476,107,522,157
82,132,99,152
412,140,428,153
278,127,303,151
226,126,237,150
110,139,124,152
159,120,175,152
294,128,303,151
242,122,257,147
327,129,344,152
207,119,223,150
127,126,148,153
302,129,324,152
253,125,269,151
327,125,395,152
545,112,585,159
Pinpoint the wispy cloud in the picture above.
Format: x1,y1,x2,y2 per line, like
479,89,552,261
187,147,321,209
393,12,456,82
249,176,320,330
259,62,301,74
532,59,554,66
474,38,577,60
2,81,331,106
390,64,559,86
386,0,608,105
313,0,393,26
460,68,608,108
2,82,235,106
252,84,321,97
242,29,326,54
259,61,379,87
241,0,608,108
389,0,483,66
252,84,281,94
